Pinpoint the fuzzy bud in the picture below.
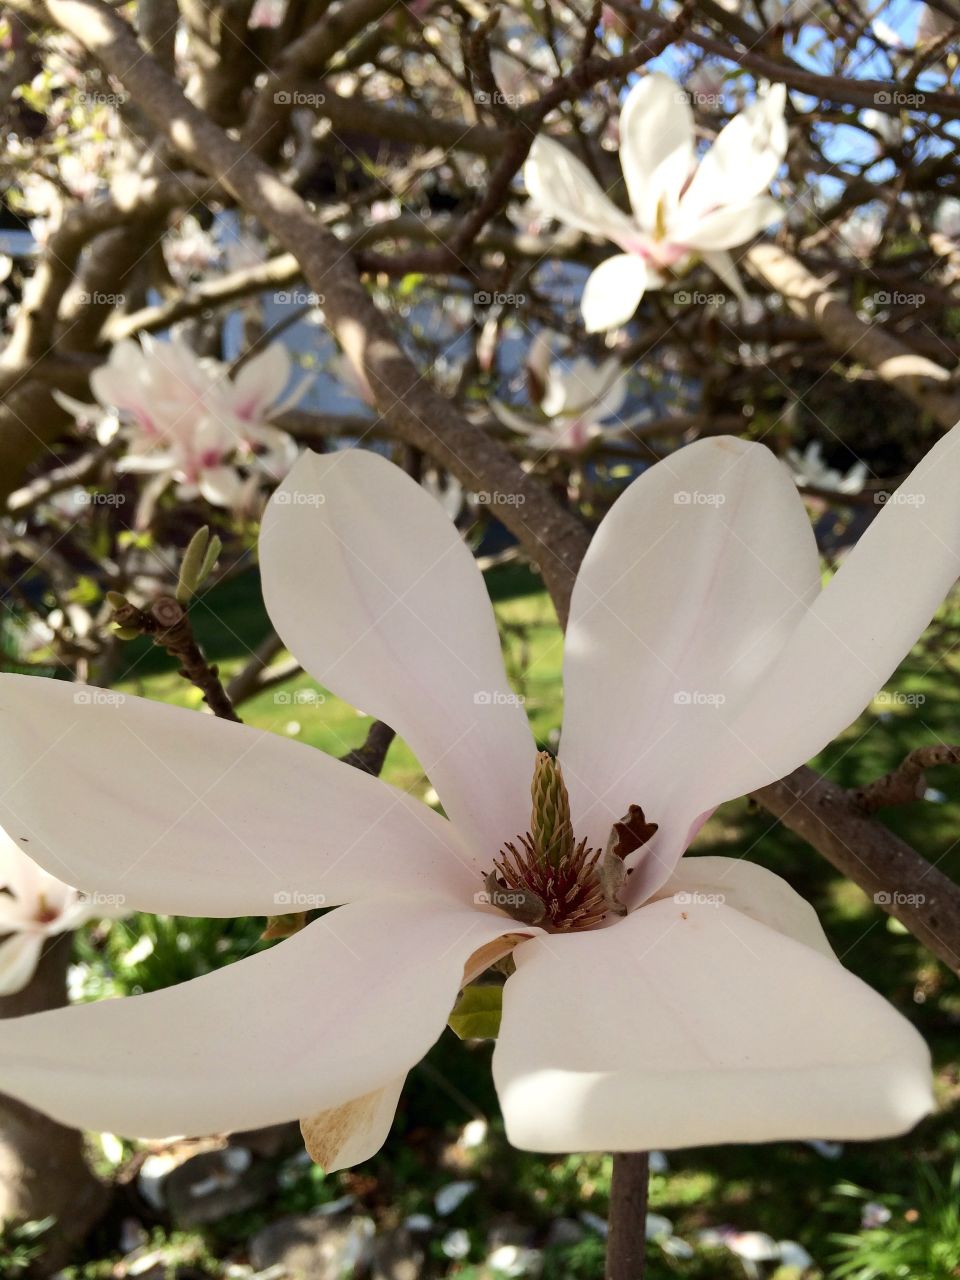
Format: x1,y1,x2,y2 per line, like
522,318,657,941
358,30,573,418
530,750,574,867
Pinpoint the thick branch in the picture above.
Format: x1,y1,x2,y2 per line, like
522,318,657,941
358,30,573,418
746,243,960,431
753,766,960,974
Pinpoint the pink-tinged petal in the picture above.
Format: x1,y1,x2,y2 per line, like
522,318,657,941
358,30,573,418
228,343,291,419
581,255,648,333
300,1075,405,1172
0,674,477,917
651,855,834,957
618,74,695,230
673,197,782,252
524,136,636,244
493,898,932,1153
259,450,536,858
0,900,522,1138
688,420,960,809
198,464,245,508
681,84,788,219
558,437,820,863
0,933,45,995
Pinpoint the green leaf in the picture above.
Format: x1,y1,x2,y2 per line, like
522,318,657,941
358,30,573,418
447,984,502,1041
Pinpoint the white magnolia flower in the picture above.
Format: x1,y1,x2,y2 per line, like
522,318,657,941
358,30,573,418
60,335,303,508
786,441,869,494
493,334,633,452
0,831,111,995
0,429,955,1164
525,73,787,331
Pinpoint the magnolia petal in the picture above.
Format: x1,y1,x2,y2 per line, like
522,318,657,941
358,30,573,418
259,450,535,857
681,84,788,218
493,898,933,1153
581,255,648,333
558,437,820,865
0,900,522,1138
688,420,960,810
618,74,695,230
675,197,782,252
0,933,45,996
700,249,748,303
301,1075,405,1171
0,674,477,917
524,136,635,244
651,855,834,958
228,343,290,418
198,465,246,508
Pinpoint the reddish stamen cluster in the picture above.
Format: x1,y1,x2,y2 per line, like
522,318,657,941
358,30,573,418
491,832,612,932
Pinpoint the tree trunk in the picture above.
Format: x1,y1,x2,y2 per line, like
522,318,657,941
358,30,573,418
0,934,108,1271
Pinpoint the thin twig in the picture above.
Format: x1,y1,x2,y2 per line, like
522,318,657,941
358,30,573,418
853,744,960,814
111,596,241,722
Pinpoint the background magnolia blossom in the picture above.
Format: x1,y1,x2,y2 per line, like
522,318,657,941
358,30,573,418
0,831,117,996
58,335,305,508
525,73,788,331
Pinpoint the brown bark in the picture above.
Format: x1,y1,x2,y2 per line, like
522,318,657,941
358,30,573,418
0,938,108,1267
